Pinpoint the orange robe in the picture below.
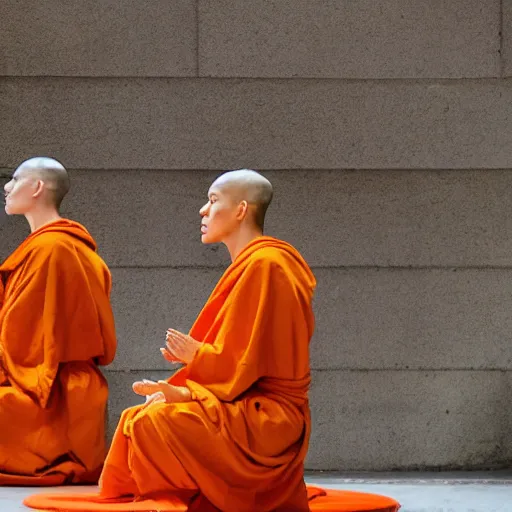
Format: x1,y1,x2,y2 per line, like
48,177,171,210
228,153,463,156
0,219,117,485
25,237,399,512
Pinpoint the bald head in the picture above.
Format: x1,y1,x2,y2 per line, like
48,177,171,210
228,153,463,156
212,169,273,229
16,157,69,209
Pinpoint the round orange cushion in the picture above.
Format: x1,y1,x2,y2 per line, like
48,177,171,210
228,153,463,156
23,486,400,512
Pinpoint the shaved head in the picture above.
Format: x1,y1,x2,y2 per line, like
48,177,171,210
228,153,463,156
16,157,70,209
211,169,273,229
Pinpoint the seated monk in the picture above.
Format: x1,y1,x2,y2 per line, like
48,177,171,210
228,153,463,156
24,170,399,511
0,157,117,485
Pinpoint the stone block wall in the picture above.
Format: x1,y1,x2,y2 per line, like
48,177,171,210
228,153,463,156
1,1,511,470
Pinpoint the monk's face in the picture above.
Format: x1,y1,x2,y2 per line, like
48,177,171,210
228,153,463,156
3,167,40,215
199,182,241,244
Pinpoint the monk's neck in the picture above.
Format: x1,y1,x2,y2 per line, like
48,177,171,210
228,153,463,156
25,209,62,233
225,227,263,262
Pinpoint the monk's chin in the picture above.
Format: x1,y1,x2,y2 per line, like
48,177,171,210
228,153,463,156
4,207,22,216
201,234,215,244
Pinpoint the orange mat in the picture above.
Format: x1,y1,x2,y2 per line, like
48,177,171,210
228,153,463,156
23,486,400,511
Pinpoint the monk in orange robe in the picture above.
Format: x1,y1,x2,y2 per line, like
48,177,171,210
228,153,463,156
25,170,399,511
0,157,117,486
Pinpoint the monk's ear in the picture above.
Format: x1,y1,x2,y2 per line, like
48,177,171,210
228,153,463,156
32,179,45,199
236,200,249,220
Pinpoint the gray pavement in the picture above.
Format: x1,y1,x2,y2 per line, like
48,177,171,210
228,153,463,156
1,473,511,512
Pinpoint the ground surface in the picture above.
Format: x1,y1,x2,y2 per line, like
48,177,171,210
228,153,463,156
2,472,511,511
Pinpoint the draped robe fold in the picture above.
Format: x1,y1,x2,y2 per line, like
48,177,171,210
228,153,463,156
0,220,117,485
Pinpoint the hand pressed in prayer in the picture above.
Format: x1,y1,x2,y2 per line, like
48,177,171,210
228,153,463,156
161,329,202,365
132,379,191,404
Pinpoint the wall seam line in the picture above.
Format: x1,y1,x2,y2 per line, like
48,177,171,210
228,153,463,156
195,0,200,77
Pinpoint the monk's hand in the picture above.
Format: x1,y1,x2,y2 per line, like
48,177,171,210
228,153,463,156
163,329,202,365
132,379,192,404
143,391,166,408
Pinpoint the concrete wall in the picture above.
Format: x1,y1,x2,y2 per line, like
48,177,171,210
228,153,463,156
1,1,511,470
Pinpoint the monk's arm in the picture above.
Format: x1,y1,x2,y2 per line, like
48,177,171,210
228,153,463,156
0,242,112,407
0,278,7,385
184,258,294,401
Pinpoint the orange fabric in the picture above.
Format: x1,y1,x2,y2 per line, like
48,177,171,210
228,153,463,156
24,236,400,511
0,219,117,485
24,487,400,511
99,237,317,511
